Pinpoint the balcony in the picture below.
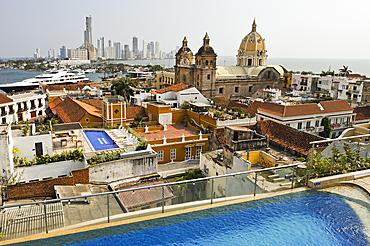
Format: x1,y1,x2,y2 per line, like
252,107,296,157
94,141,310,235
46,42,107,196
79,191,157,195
9,109,14,114
23,107,28,111
348,89,360,94
17,108,24,113
1,111,7,116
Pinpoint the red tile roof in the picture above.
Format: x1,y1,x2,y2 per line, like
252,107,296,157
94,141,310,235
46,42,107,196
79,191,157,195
126,106,147,119
257,120,328,156
151,83,191,95
53,96,101,123
258,100,353,117
354,106,370,120
81,99,102,110
246,101,264,117
118,181,174,209
40,82,87,93
0,94,13,104
48,97,63,109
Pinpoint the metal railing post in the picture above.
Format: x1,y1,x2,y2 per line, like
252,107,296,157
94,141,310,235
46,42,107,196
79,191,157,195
162,186,165,213
254,172,258,196
107,195,110,223
210,179,214,204
43,203,48,233
291,167,295,189
330,141,335,175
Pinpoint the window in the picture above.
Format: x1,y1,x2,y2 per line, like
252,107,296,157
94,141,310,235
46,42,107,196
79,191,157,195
249,86,252,92
170,149,176,160
247,59,252,66
196,146,202,158
1,118,5,124
185,147,191,160
306,121,310,128
298,122,302,129
206,60,208,66
207,74,210,80
219,88,223,94
286,124,290,127
315,120,320,127
158,150,164,161
235,87,239,93
195,97,197,100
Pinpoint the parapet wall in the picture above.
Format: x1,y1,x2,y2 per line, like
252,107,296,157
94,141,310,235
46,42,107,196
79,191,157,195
7,168,89,199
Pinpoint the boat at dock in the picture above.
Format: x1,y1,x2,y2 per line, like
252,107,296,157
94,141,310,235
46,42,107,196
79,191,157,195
0,69,90,93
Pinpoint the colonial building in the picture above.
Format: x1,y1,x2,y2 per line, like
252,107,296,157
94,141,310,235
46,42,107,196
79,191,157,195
255,100,355,138
174,20,285,100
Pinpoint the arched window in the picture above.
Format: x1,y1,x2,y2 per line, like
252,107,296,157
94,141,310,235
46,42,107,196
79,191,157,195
210,60,213,67
207,74,211,80
206,60,208,66
183,74,186,83
197,74,200,80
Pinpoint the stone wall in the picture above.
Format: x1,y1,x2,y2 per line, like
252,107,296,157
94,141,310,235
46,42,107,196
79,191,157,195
7,168,89,199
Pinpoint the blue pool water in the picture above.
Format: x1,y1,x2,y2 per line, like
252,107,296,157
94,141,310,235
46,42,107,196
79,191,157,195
84,130,119,151
23,190,369,246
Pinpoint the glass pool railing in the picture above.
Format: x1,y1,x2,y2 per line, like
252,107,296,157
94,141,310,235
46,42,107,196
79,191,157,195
0,163,301,241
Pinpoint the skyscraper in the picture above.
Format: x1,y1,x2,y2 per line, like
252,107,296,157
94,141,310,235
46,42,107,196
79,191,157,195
155,41,159,58
124,45,130,59
97,37,105,58
114,42,122,59
84,15,92,49
133,37,138,57
33,47,40,59
60,46,68,59
142,40,147,59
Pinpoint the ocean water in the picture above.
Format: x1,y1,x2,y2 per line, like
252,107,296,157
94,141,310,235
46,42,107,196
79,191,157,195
1,57,370,85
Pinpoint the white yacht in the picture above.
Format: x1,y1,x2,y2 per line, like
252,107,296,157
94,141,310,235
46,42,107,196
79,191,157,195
0,70,90,93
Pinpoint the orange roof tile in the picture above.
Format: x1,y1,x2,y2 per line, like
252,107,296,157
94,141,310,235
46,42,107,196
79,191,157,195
258,120,328,156
258,100,353,117
0,94,13,104
354,106,370,120
81,99,102,110
126,106,147,119
48,97,63,109
139,124,197,141
40,82,88,93
151,83,191,95
53,96,101,123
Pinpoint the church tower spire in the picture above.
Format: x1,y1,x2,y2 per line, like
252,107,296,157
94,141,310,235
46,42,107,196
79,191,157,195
203,33,210,46
182,36,188,47
252,18,257,32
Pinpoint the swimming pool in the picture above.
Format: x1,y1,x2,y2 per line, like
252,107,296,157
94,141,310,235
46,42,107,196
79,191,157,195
20,188,370,246
84,130,119,151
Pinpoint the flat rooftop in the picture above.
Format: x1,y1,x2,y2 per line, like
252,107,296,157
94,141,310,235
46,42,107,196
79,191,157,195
139,124,198,141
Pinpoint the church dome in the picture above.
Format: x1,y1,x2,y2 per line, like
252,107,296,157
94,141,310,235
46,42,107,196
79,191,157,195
238,19,265,52
196,33,216,56
236,19,267,67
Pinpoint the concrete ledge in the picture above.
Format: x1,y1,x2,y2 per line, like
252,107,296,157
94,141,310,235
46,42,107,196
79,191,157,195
308,173,354,188
354,169,370,179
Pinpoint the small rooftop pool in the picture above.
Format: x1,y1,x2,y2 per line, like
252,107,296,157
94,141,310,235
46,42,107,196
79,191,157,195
20,187,370,246
84,130,119,151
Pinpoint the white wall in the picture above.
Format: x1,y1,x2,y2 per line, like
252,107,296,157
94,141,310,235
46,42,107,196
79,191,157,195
227,155,251,174
0,125,13,183
89,152,157,183
13,134,53,160
14,160,85,182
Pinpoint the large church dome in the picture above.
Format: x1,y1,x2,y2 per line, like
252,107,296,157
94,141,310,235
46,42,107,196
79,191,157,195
236,19,267,67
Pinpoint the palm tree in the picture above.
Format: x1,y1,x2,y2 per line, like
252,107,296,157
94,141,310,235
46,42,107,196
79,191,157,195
339,65,352,77
111,77,138,103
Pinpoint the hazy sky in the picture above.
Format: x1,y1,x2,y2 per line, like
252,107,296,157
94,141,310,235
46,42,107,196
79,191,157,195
1,0,370,59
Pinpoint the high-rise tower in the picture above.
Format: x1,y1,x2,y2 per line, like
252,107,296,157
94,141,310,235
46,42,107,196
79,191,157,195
84,15,92,49
133,37,138,57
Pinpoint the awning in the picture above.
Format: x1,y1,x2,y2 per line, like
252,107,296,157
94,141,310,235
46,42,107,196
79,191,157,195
189,102,211,107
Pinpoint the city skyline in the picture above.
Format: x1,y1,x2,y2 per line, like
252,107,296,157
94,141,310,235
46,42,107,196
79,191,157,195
1,0,370,59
